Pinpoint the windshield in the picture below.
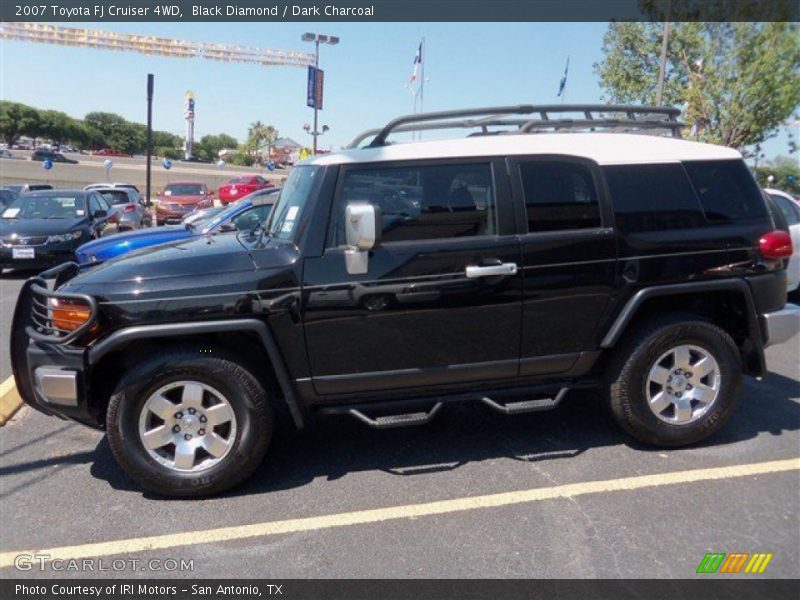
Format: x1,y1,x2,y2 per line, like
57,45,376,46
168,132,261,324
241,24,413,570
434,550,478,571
99,190,131,205
2,194,86,219
228,177,251,184
165,184,204,196
266,166,320,240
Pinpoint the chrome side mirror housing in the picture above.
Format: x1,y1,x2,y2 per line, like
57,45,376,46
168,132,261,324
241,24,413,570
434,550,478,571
344,203,381,275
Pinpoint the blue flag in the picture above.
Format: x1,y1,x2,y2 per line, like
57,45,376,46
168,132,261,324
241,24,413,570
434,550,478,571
557,57,570,97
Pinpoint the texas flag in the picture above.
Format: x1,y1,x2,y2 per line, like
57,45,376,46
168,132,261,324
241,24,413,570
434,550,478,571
409,42,423,83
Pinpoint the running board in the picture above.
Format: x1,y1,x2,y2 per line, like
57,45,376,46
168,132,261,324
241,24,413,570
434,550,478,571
481,388,568,415
348,402,443,429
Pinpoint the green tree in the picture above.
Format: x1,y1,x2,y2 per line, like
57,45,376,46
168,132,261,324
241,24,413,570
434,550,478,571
246,121,278,162
84,112,145,155
0,101,40,146
194,133,238,162
753,155,800,193
595,22,800,152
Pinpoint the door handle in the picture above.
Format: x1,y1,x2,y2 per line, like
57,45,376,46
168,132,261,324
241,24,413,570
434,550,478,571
465,262,518,278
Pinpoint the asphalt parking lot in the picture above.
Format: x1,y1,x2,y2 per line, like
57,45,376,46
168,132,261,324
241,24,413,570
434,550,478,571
0,273,798,579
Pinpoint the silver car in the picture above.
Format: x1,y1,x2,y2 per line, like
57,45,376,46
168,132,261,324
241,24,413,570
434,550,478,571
94,187,152,231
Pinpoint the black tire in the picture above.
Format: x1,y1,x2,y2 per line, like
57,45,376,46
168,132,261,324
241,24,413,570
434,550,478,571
106,347,272,497
605,314,742,447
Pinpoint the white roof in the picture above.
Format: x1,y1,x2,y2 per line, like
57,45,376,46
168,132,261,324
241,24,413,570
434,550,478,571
304,133,741,167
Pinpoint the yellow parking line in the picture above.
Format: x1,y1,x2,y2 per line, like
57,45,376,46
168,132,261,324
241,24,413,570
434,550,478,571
0,375,22,426
0,457,797,567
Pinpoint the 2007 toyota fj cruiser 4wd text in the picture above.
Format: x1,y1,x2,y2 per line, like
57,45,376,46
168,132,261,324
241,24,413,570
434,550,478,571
11,105,800,497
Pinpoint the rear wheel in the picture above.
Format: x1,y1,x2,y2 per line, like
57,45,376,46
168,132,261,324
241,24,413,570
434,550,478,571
605,314,742,447
107,348,272,497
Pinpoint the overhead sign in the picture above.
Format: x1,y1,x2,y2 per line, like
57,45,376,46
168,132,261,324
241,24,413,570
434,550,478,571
306,66,324,110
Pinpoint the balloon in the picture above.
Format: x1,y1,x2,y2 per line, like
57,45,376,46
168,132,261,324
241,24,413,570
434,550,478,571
162,159,172,170
42,159,53,170
216,159,226,169
267,161,275,171
103,159,113,170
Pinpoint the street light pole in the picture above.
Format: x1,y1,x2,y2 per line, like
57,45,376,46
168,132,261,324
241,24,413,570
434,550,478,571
313,39,319,155
145,73,153,209
302,32,338,155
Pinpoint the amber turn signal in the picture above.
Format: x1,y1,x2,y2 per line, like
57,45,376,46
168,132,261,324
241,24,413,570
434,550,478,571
49,298,92,332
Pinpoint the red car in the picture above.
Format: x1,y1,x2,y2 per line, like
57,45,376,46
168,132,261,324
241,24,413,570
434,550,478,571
218,175,274,205
91,148,133,158
155,182,214,225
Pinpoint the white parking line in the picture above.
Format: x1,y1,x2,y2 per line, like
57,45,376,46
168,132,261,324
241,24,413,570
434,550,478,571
1,457,797,567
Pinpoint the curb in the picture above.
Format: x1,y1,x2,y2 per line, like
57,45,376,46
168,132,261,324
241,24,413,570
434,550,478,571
0,376,22,426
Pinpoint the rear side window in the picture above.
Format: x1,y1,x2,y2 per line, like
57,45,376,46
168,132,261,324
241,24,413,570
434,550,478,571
333,162,496,245
519,161,601,232
604,163,705,233
683,160,766,223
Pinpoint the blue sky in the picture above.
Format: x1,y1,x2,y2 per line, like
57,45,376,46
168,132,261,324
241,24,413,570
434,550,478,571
0,21,794,157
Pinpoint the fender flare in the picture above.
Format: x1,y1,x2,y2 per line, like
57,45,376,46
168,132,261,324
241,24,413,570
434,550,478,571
600,279,765,373
88,319,304,428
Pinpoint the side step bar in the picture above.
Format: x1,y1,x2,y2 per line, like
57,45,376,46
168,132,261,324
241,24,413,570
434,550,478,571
349,402,443,429
481,388,569,415
343,388,570,429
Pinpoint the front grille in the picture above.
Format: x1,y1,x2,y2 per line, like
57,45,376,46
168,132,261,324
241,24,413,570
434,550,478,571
26,277,98,344
2,236,47,247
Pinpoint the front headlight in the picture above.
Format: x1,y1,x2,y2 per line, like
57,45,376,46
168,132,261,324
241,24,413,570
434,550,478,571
46,230,83,244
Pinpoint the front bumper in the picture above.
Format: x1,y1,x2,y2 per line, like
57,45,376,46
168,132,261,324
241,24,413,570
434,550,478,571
762,303,800,348
10,266,102,428
0,243,78,270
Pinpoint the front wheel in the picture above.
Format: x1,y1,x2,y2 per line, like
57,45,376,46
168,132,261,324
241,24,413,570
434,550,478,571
107,349,272,497
606,315,742,447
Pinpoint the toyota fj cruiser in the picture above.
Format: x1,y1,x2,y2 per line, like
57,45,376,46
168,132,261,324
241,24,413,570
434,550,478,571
10,105,800,497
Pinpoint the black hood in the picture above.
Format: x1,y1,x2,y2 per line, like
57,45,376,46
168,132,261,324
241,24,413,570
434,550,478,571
0,217,88,236
60,232,302,305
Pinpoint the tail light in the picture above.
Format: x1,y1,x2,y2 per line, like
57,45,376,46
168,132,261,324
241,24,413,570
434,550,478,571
759,230,793,259
124,205,136,213
49,298,93,332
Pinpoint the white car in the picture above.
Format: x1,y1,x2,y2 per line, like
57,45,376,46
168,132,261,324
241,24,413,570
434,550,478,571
765,188,800,293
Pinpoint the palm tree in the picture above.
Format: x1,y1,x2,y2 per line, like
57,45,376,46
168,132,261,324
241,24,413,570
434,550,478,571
247,121,279,164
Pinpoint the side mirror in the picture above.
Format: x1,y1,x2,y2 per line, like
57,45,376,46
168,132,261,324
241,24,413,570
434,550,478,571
93,209,107,219
344,203,381,275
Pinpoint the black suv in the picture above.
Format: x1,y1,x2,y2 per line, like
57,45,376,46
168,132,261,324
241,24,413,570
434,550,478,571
10,105,799,497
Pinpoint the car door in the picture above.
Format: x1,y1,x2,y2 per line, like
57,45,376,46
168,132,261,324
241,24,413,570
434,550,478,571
507,156,617,376
302,158,523,395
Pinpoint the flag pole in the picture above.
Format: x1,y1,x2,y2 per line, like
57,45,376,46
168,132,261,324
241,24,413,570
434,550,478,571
419,37,425,116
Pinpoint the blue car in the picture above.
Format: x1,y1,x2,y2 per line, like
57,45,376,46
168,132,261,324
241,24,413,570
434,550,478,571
75,188,279,265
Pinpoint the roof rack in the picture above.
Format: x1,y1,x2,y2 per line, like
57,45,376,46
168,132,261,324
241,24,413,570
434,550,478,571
350,104,684,148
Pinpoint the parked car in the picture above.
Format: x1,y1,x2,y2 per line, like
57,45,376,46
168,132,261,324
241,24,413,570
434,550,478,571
91,148,133,158
765,188,800,293
218,175,275,205
0,149,24,160
85,182,141,194
154,182,214,225
10,104,798,497
75,188,279,265
1,189,111,270
0,189,18,208
4,184,54,194
94,187,152,231
31,149,78,164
